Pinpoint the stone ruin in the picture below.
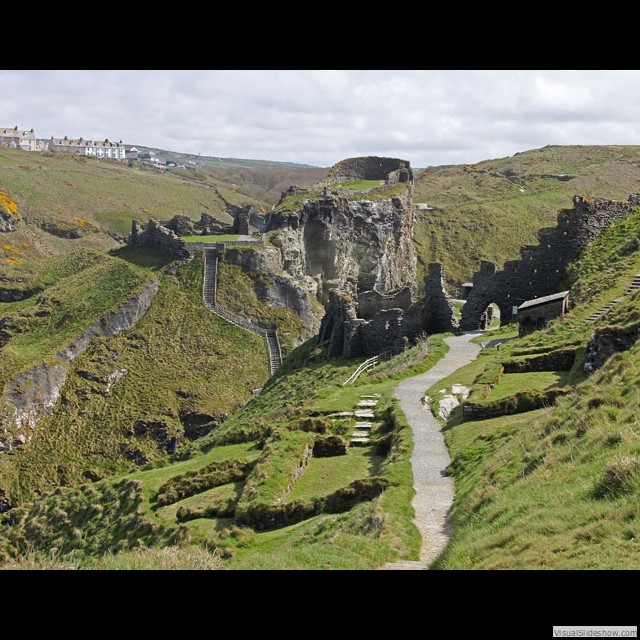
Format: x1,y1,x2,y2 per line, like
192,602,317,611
328,156,412,185
317,262,458,358
460,195,639,330
264,156,457,358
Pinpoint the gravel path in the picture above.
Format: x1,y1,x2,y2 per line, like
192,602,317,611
384,332,483,569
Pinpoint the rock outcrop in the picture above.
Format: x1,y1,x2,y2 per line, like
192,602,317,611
128,219,189,260
0,189,20,233
222,246,320,343
267,157,463,358
267,157,418,357
267,191,416,304
584,324,640,374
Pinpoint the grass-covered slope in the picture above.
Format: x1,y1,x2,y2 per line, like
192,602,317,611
0,147,265,258
0,334,450,569
0,249,152,389
426,205,640,568
0,253,271,504
413,145,640,288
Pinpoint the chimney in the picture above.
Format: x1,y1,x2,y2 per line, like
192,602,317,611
14,126,18,131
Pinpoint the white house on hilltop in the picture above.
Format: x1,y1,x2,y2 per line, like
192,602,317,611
49,136,127,160
0,126,37,151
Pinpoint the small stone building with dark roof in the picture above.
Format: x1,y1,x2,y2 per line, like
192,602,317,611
518,290,569,337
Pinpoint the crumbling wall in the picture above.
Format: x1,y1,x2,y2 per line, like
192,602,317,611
328,156,413,183
358,287,412,320
460,195,636,330
423,263,459,333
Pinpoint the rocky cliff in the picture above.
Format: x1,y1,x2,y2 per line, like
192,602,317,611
268,157,416,303
0,189,20,233
267,156,439,357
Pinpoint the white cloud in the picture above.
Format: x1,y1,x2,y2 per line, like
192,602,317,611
1,70,639,167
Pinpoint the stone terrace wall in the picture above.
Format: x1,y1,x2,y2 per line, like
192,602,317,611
460,195,636,330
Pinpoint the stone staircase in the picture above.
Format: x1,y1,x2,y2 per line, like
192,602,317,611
584,272,640,324
202,247,282,375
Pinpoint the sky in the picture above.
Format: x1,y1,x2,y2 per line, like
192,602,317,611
2,70,640,167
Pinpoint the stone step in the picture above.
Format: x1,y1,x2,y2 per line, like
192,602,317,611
354,410,375,419
354,422,373,430
351,431,371,438
357,400,378,408
350,437,371,446
381,560,425,570
360,394,381,399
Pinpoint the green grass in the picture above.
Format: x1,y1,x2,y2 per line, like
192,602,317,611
0,147,265,262
286,449,384,502
427,207,640,568
470,324,518,344
337,179,384,190
0,327,452,568
216,261,310,354
182,234,240,243
0,249,152,387
486,371,570,402
311,382,392,413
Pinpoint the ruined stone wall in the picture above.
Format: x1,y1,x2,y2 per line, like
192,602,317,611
460,195,636,330
234,206,251,235
128,219,189,260
328,156,413,183
423,263,459,333
358,287,412,320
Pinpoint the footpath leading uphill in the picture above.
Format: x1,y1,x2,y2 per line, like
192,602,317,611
385,332,482,569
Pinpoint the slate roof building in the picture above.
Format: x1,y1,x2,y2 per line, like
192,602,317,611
49,136,126,160
518,290,569,337
0,126,37,151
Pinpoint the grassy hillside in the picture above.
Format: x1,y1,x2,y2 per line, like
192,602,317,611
413,145,640,288
425,204,640,568
0,148,265,255
0,334,450,569
134,145,328,203
0,250,152,389
0,252,272,504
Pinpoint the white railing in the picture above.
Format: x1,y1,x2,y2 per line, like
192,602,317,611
343,355,380,385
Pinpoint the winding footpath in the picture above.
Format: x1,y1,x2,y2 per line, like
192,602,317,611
385,332,483,570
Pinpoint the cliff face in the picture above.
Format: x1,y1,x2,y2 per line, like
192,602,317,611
267,156,426,357
268,189,416,306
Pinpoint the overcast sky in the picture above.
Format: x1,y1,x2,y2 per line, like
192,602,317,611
2,70,639,167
